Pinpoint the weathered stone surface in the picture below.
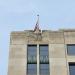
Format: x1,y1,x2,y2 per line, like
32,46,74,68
8,29,75,75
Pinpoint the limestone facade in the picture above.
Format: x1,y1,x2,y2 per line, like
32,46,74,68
8,29,75,75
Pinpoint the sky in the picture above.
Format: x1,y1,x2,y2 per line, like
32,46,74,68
0,0,75,75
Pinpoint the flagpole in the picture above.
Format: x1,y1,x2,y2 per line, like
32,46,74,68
37,14,39,27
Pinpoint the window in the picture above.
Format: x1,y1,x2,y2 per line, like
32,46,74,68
39,45,49,63
27,45,37,75
27,45,37,63
27,44,50,75
67,44,75,55
27,64,37,75
69,63,75,75
39,45,50,75
40,64,49,75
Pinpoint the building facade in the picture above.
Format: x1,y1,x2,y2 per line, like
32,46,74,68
8,24,75,75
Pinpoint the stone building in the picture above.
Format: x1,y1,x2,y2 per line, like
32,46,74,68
8,17,75,75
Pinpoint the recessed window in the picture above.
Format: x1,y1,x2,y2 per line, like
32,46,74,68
27,45,37,63
39,45,49,63
27,45,37,75
27,44,50,75
67,44,75,55
39,45,48,56
27,64,37,75
69,63,75,75
39,45,50,75
40,64,49,75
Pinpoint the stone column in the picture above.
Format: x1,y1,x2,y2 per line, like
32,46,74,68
49,44,67,75
8,44,26,75
37,44,39,75
23,44,27,75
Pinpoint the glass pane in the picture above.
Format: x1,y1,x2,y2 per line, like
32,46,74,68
67,44,75,55
39,45,49,63
28,56,37,63
27,64,37,75
28,45,37,56
40,64,50,75
40,64,49,69
39,45,48,56
69,63,75,75
27,45,37,63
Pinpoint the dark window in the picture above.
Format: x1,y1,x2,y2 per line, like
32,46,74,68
40,64,49,75
39,45,50,75
39,45,48,56
27,64,37,75
27,45,37,63
27,45,37,56
39,45,49,63
69,63,75,75
27,45,37,75
67,44,75,55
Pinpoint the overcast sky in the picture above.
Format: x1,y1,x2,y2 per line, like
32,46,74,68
1,0,75,75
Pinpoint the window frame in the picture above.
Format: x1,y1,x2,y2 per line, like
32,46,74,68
67,44,75,55
69,62,75,75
